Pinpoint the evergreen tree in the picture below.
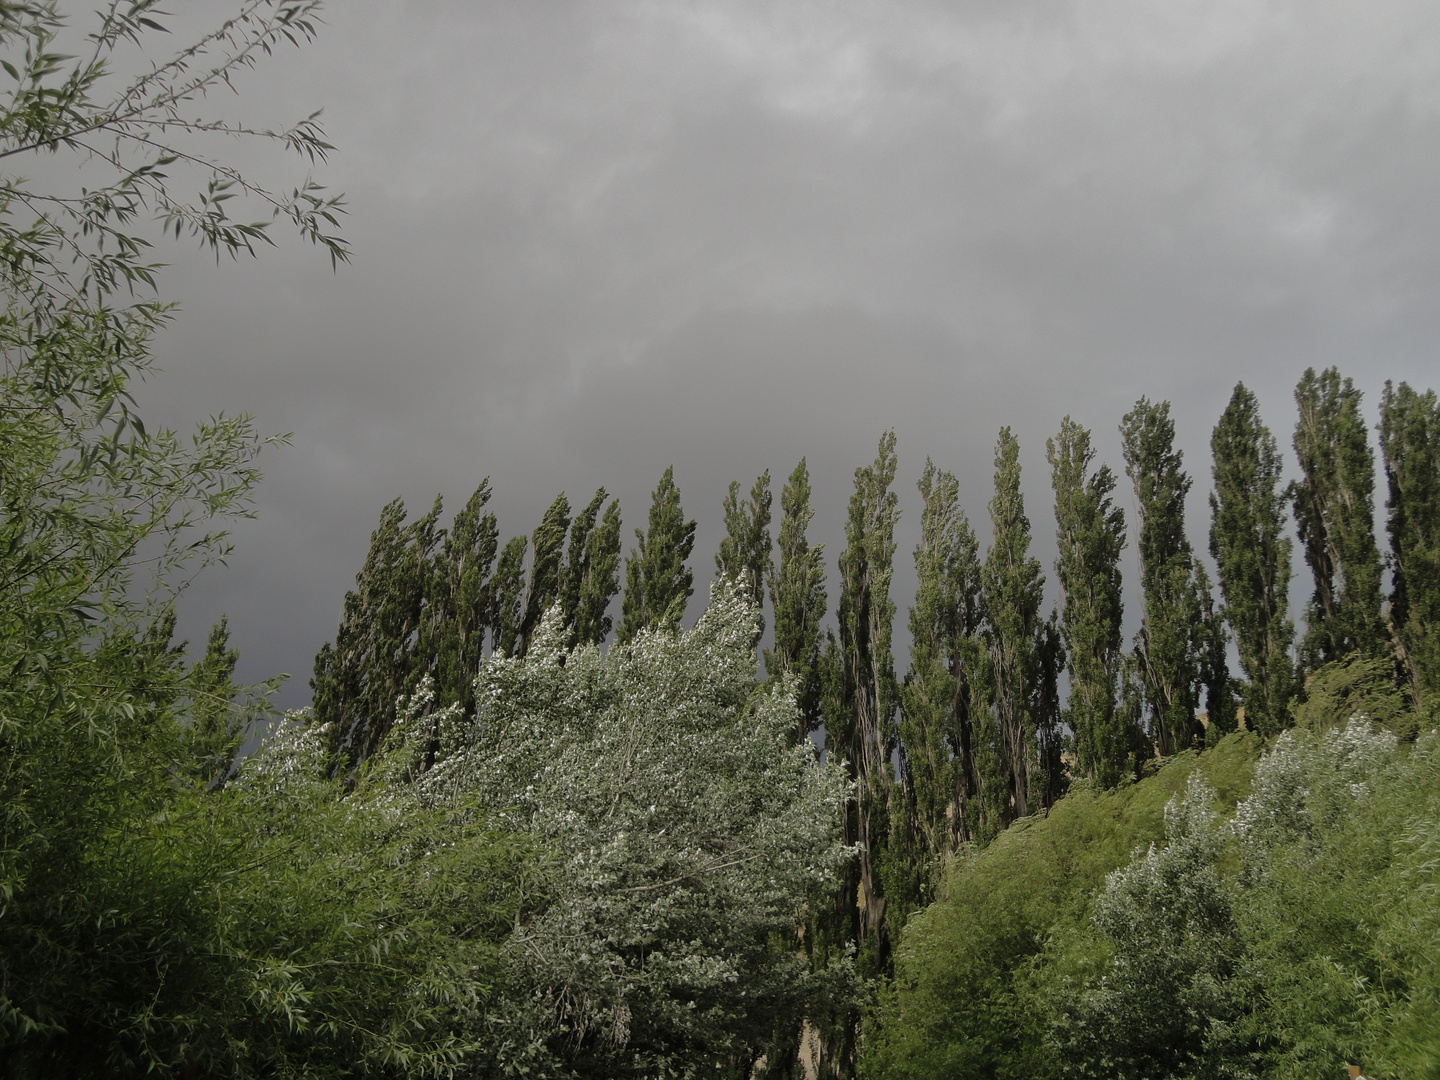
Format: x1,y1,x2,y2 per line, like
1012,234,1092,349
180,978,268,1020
422,481,498,716
1121,398,1203,756
1290,367,1385,670
715,471,773,645
836,431,901,960
561,488,623,648
618,466,696,642
518,493,571,657
899,460,986,865
1208,383,1294,737
1379,380,1440,709
489,535,528,658
765,458,828,744
1048,417,1130,787
981,427,1061,822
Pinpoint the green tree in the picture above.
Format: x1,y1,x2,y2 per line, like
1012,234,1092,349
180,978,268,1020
489,534,528,657
311,496,442,765
899,459,986,868
715,470,773,645
560,487,623,648
1290,367,1385,670
1048,417,1130,786
1208,382,1294,737
1121,398,1203,756
765,458,827,744
1378,380,1440,711
183,615,249,783
835,431,901,962
517,492,571,657
0,0,354,1069
618,465,696,642
982,427,1062,822
403,588,860,1075
1194,561,1238,742
421,480,499,717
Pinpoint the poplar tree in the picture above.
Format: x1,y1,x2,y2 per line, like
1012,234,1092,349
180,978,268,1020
422,482,499,716
518,493,571,657
715,471,773,645
765,459,827,743
1379,380,1440,708
489,536,528,658
1209,383,1294,736
981,427,1061,822
184,616,247,783
836,431,900,957
562,489,623,648
618,466,696,642
1194,561,1237,740
1121,399,1202,755
1290,367,1385,670
1048,417,1129,786
312,496,442,765
899,460,985,861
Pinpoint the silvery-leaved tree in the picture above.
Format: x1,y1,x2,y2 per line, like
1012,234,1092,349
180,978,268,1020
399,583,860,1076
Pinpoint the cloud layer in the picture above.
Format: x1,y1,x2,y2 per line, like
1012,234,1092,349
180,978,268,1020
142,0,1440,703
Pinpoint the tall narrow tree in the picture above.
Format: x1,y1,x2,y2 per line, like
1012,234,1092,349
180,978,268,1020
184,615,246,783
765,458,827,743
899,459,985,866
312,495,442,765
423,481,499,716
836,431,900,960
1290,367,1385,670
1048,417,1129,786
489,535,528,658
1379,380,1440,707
1121,399,1202,756
618,466,697,642
981,427,1060,821
1194,561,1237,740
574,499,624,647
1209,383,1294,737
518,493,572,657
562,488,623,648
715,471,773,645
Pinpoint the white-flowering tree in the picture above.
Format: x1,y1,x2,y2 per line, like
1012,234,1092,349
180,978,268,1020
387,582,861,1076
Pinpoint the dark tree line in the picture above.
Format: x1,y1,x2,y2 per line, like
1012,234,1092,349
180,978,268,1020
311,367,1440,1042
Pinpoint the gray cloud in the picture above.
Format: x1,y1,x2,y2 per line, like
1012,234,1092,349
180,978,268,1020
141,0,1440,703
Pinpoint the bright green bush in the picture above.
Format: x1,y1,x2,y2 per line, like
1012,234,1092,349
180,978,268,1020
861,734,1264,1080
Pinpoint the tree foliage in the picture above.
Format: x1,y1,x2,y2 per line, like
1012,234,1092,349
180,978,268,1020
833,431,901,962
766,457,827,744
619,465,696,643
1121,398,1204,755
716,469,773,645
1049,416,1130,786
1290,367,1386,671
1378,380,1440,713
404,586,860,1076
1209,383,1294,737
982,426,1064,822
899,459,986,864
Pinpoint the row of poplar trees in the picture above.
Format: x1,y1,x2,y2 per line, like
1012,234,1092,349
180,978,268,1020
311,366,1439,982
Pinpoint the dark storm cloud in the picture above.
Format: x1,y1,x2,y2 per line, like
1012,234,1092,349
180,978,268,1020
144,0,1440,704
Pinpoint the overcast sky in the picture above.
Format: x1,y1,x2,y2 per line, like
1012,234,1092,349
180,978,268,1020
136,0,1440,707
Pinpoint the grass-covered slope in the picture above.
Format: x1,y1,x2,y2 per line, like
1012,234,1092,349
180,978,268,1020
862,722,1440,1080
